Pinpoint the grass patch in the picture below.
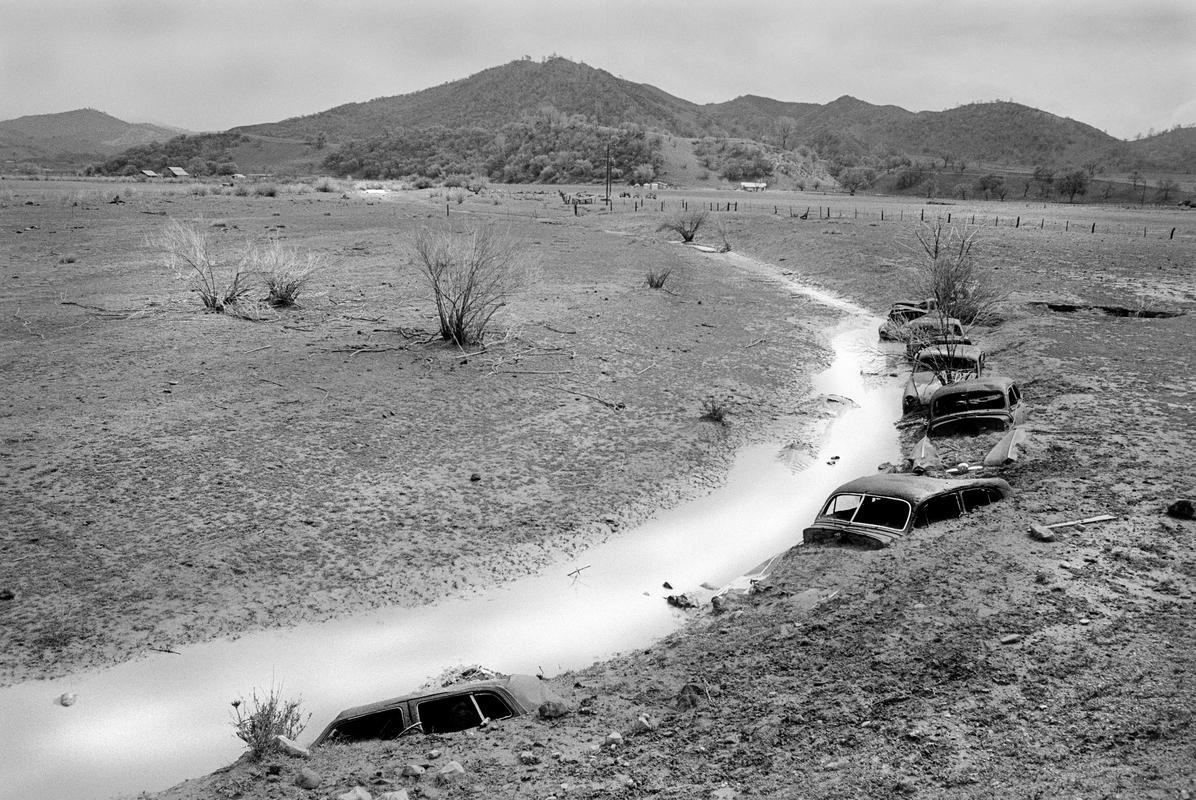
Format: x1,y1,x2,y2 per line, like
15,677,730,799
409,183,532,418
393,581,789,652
230,683,310,761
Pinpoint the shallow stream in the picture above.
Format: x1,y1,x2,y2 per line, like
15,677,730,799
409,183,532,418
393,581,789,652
0,257,901,798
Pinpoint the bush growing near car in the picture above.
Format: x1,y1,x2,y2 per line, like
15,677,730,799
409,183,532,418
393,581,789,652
657,210,708,243
254,183,278,197
410,223,533,346
909,221,1005,326
230,683,310,761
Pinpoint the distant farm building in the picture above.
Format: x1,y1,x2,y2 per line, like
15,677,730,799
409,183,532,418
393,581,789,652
140,169,159,178
739,182,767,191
165,166,189,178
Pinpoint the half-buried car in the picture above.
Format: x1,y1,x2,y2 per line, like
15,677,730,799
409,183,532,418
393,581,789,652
313,674,564,744
802,474,1012,548
927,376,1025,437
901,343,986,413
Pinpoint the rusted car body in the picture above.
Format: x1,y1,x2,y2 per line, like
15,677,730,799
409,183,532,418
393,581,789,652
313,674,563,745
902,315,971,358
802,474,1013,548
927,376,1026,437
878,298,937,341
902,343,986,412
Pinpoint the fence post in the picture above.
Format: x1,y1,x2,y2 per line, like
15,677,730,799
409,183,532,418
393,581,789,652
995,216,998,226
881,209,884,221
1040,219,1044,229
971,214,975,225
1015,216,1020,228
947,213,951,223
1066,220,1069,231
1143,226,1147,238
921,208,925,221
661,201,665,212
573,202,578,216
1091,222,1096,234
1171,227,1177,239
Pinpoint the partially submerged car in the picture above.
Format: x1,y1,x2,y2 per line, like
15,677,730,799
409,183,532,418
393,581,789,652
313,674,564,745
878,298,937,341
927,376,1026,437
802,474,1013,548
902,315,971,358
901,343,986,413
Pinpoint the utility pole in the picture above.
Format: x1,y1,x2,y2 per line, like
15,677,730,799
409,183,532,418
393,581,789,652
604,143,612,209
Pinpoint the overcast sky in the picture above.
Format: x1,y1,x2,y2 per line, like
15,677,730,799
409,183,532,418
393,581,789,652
2,0,1193,140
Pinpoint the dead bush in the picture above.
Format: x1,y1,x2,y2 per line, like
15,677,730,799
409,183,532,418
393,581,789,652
230,683,310,761
657,210,708,243
253,239,323,307
646,267,672,289
154,219,254,312
909,222,1005,326
411,223,533,346
699,395,729,425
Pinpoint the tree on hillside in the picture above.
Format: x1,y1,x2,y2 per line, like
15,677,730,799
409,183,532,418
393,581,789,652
1057,170,1089,203
838,167,876,195
775,116,798,149
1156,178,1178,204
975,174,1005,200
1032,166,1055,199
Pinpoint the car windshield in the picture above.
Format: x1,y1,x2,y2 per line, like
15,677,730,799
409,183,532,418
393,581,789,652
820,493,910,530
915,354,979,374
933,391,1006,416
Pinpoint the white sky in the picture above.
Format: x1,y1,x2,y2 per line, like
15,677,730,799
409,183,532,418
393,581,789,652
2,0,1193,140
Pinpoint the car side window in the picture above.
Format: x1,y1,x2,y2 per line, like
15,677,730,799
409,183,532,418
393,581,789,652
328,708,406,742
962,487,998,512
914,493,963,527
1008,385,1021,407
822,494,862,520
418,694,483,734
473,692,514,722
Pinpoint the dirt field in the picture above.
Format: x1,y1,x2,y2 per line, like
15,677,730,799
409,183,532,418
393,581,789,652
3,180,1194,798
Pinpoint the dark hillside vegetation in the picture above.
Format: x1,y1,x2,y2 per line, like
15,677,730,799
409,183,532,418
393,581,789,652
86,132,249,176
321,113,663,184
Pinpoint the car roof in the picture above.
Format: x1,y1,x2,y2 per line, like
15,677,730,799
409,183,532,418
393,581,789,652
824,474,1012,506
929,376,1016,399
907,315,963,329
913,343,985,361
323,674,558,725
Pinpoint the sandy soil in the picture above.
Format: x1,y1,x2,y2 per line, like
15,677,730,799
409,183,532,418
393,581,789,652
3,181,1194,798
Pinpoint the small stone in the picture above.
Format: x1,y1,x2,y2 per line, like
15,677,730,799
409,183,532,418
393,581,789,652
519,750,541,765
666,593,698,609
58,692,77,707
469,473,481,482
1166,498,1194,520
337,788,371,800
400,764,425,777
435,760,465,784
712,788,739,800
376,791,410,800
538,700,570,719
604,731,623,747
0,588,14,601
426,749,441,759
274,734,310,758
631,713,660,733
295,768,322,789
999,634,1022,645
1079,618,1091,625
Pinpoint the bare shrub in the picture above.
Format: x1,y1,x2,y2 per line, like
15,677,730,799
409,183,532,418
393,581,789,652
714,219,733,252
313,176,341,193
230,683,310,761
411,224,533,346
254,183,278,197
657,210,708,242
909,222,1005,326
154,219,254,312
646,267,672,289
253,239,323,307
447,187,468,205
699,395,729,425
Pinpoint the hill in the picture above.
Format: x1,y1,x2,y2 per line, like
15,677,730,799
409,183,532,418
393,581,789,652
74,57,1193,182
234,57,717,143
0,108,184,169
